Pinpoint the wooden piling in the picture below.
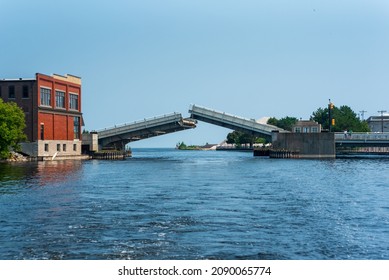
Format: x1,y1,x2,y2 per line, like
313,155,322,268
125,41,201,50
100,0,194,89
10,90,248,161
90,150,131,160
268,149,300,159
253,148,300,158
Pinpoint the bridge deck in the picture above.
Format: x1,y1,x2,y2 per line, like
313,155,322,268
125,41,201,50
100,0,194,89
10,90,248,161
96,113,196,149
189,104,285,138
335,132,389,146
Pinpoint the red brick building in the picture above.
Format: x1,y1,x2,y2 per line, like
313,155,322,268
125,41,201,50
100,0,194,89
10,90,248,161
0,73,84,159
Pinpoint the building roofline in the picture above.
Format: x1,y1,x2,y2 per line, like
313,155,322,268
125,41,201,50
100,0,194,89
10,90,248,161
2,73,81,83
367,116,389,121
1,78,36,82
36,73,82,85
35,72,52,79
66,74,81,79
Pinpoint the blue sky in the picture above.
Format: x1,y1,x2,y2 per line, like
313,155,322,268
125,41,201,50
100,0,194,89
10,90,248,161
1,0,389,147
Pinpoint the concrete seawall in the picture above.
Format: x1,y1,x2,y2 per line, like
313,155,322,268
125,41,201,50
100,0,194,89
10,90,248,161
271,132,335,159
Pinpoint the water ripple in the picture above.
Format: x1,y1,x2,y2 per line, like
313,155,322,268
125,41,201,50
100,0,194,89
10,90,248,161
1,150,388,259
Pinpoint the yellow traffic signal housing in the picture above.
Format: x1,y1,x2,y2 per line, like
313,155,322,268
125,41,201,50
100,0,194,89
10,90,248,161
331,118,335,126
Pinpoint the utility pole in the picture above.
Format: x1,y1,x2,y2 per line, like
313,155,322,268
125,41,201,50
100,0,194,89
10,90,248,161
359,110,367,121
378,110,387,133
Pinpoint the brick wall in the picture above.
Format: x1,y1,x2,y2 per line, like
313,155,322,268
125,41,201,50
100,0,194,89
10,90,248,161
1,73,83,157
0,79,36,141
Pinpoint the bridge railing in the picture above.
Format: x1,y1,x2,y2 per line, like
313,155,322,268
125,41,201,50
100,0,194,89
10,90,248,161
335,132,389,141
189,104,283,133
190,104,256,123
96,112,181,133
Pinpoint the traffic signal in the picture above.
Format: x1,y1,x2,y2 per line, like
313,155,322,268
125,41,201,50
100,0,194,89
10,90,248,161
329,103,334,110
331,118,335,126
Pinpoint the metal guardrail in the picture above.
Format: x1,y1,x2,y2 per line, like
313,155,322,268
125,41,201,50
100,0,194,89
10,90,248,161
96,112,180,132
335,132,389,141
189,104,256,122
97,113,183,138
189,104,284,134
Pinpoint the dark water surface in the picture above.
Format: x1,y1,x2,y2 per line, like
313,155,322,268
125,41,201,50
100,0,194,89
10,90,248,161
0,148,388,259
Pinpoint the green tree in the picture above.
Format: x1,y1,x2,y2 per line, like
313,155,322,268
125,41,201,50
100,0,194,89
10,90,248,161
267,116,298,131
226,116,297,145
311,105,370,132
226,131,266,146
0,99,27,159
226,131,242,145
176,141,187,149
254,137,267,144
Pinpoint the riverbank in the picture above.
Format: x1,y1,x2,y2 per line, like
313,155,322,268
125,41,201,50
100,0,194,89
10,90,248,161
0,152,29,162
1,152,91,162
176,142,217,151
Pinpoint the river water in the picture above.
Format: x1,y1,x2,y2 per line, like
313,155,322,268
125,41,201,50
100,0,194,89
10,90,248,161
0,148,388,260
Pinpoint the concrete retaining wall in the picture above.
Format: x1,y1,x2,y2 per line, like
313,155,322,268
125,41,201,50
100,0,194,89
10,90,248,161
82,133,98,152
272,132,335,159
